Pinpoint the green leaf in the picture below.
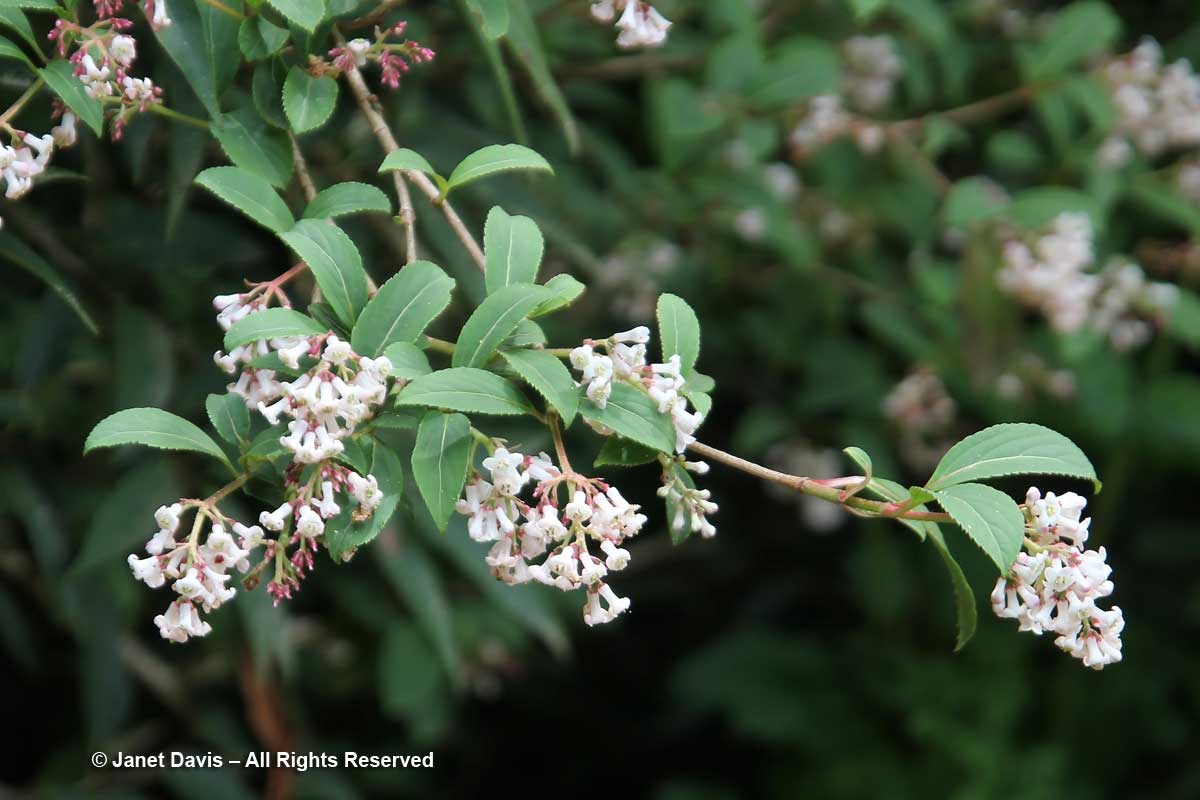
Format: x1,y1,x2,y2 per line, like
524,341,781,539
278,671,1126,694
212,107,294,187
926,423,1099,491
85,408,232,469
303,181,391,219
206,392,251,444
933,483,1025,573
1008,186,1103,231
484,206,544,293
1167,290,1200,351
266,0,324,32
657,293,702,374
278,219,370,328
395,368,534,416
378,148,442,181
504,0,580,153
865,477,932,542
1025,1,1121,80
464,0,508,38
446,144,554,193
38,60,103,136
244,423,289,464
376,538,462,686
195,166,295,233
0,0,56,10
594,437,660,468
749,36,841,109
238,16,288,60
351,260,455,356
69,460,179,576
324,441,403,562
0,231,98,334
943,177,1010,228
927,525,977,651
381,342,432,379
451,283,552,368
252,59,288,129
532,273,585,317
0,33,31,67
503,318,546,348
580,382,676,454
848,0,889,20
223,307,326,349
1125,176,1200,238
500,348,579,425
283,67,338,134
153,0,240,120
412,412,472,532
0,8,39,52
843,446,873,479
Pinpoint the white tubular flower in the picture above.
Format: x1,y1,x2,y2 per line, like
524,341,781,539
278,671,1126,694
154,599,209,642
172,567,214,606
612,326,650,344
201,526,250,573
127,554,165,588
277,339,310,370
524,452,560,483
600,539,630,570
260,501,293,531
149,0,172,27
564,490,593,523
348,472,383,512
614,0,671,49
590,0,615,22
155,502,183,532
51,112,77,148
296,505,324,538
315,480,341,518
323,335,353,364
111,35,137,68
347,37,372,67
144,527,175,556
580,553,608,586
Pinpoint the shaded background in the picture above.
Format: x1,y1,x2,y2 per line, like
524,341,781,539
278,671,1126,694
4,0,1200,797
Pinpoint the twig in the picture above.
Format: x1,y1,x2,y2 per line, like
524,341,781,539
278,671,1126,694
289,132,319,203
334,28,484,270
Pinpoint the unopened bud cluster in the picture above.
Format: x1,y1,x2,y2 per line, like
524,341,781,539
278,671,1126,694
326,22,435,90
991,487,1123,670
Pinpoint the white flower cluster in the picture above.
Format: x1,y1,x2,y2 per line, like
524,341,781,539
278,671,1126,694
212,293,305,407
570,326,705,454
456,448,644,625
997,213,1177,349
75,37,160,108
991,487,1123,670
1099,38,1200,167
589,1,672,49
659,459,718,539
127,503,263,642
0,133,57,203
842,35,903,113
789,95,850,152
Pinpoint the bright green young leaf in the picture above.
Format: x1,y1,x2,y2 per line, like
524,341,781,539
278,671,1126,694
278,219,370,328
283,67,339,134
927,525,977,651
84,408,232,469
324,442,403,561
195,166,295,233
351,261,455,356
657,293,702,374
594,437,660,468
395,368,534,416
465,0,509,38
532,273,585,317
926,423,1099,491
446,144,554,193
0,232,98,334
378,148,442,181
933,482,1025,574
452,283,552,368
223,307,326,349
412,412,472,532
504,0,580,152
500,348,579,425
484,206,544,293
303,182,391,220
212,107,294,187
580,383,676,454
38,60,103,135
865,476,931,542
381,342,432,379
266,0,324,32
843,446,873,480
206,393,251,445
237,16,288,61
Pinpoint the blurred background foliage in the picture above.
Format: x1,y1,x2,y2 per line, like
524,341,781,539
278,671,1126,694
3,0,1200,797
